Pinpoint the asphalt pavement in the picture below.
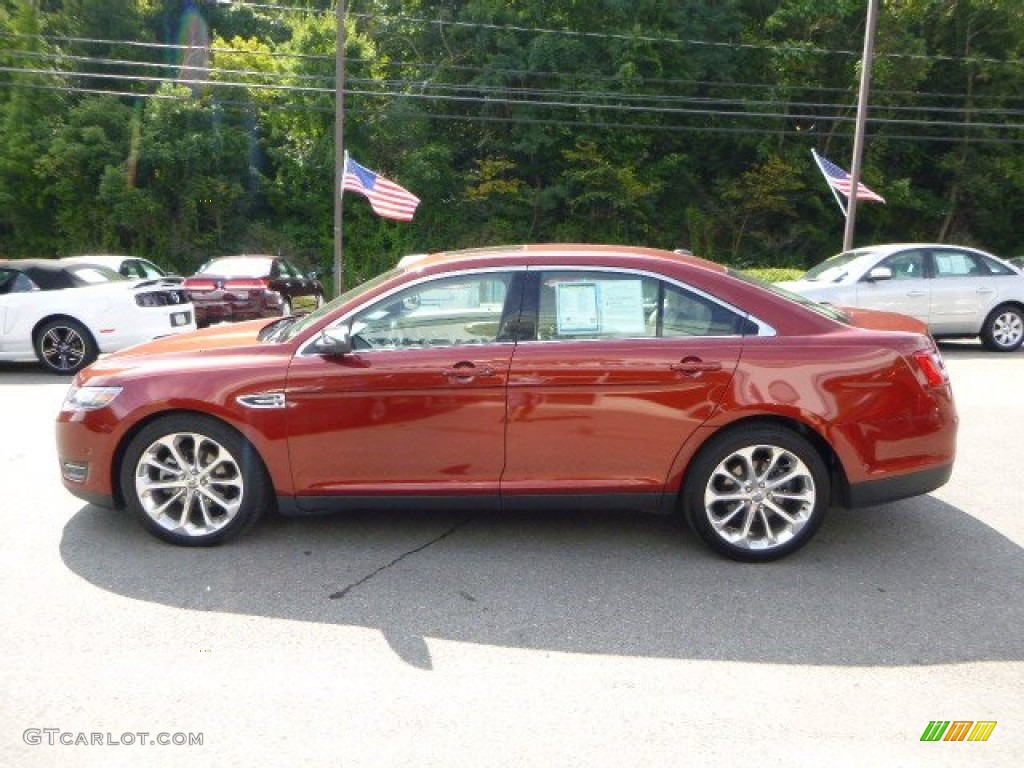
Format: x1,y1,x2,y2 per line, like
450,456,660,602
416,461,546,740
1,341,1021,767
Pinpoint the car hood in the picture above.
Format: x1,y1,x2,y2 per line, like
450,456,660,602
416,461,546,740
111,318,272,357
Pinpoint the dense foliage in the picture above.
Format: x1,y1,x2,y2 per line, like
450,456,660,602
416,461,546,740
2,0,1022,285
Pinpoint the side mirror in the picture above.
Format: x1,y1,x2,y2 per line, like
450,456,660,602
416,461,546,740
311,328,353,357
866,266,893,282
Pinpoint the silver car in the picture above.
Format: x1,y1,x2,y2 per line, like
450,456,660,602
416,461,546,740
779,243,1024,352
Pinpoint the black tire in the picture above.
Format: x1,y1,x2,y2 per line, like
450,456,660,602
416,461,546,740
980,304,1024,352
119,414,272,546
35,318,97,375
683,425,829,562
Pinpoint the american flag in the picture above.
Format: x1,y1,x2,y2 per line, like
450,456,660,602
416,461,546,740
812,149,886,203
341,154,421,221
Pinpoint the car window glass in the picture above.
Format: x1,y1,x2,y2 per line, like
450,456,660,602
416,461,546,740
67,265,123,284
979,255,1014,276
881,250,925,280
348,273,513,349
136,260,164,278
536,271,746,340
0,270,38,294
932,250,982,278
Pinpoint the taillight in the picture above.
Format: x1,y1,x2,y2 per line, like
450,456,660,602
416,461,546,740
912,349,949,388
185,278,217,291
224,278,270,291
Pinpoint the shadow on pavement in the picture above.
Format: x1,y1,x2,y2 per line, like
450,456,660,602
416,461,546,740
60,497,1023,669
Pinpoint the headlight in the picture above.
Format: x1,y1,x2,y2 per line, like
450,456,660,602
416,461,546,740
63,386,122,411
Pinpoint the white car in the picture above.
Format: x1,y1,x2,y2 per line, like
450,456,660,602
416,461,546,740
0,259,197,374
779,243,1024,352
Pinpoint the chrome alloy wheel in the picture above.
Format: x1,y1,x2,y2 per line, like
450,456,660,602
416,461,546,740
703,444,817,551
134,431,245,537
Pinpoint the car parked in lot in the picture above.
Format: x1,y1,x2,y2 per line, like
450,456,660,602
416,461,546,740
778,243,1024,351
60,254,179,281
56,244,957,561
184,254,324,327
0,259,195,374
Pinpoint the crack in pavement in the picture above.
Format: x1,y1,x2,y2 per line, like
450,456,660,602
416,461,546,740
328,513,480,600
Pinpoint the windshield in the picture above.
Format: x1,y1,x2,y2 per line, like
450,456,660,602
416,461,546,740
801,249,875,283
274,267,403,342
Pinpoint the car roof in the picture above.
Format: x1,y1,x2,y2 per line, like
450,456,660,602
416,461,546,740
842,242,999,257
395,243,730,275
0,258,84,289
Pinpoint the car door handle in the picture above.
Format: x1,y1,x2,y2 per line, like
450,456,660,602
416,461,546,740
977,287,996,295
443,364,496,381
670,358,722,376
905,290,927,297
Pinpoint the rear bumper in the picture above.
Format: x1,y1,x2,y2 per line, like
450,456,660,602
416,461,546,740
841,462,954,508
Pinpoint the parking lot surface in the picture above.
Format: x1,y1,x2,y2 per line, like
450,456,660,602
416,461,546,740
1,341,1022,767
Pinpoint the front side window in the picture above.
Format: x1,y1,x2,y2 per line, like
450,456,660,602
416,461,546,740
536,270,748,340
880,250,926,280
349,273,515,349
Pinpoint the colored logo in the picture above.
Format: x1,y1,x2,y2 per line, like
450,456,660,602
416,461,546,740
921,721,997,742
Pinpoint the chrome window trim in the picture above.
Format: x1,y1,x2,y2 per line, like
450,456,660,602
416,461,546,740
523,264,776,340
297,266,528,357
297,263,776,357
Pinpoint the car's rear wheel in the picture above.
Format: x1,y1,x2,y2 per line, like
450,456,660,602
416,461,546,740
980,304,1024,352
683,426,829,562
120,414,271,546
35,318,97,375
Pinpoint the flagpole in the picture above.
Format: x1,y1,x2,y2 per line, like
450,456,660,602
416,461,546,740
843,0,879,251
332,0,347,297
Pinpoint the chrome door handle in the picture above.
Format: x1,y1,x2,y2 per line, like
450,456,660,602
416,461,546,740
670,359,722,375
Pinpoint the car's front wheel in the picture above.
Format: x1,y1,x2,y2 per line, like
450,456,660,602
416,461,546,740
35,318,97,374
980,304,1024,352
120,414,271,546
683,426,829,562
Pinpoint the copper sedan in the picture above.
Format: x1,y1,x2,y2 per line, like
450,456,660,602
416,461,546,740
56,245,957,561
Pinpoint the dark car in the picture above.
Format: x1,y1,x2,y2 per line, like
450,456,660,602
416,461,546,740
57,244,957,562
184,254,324,327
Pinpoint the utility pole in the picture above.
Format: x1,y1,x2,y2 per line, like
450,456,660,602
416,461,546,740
332,1,347,297
843,0,880,251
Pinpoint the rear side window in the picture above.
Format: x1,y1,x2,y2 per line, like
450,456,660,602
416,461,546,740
535,270,749,340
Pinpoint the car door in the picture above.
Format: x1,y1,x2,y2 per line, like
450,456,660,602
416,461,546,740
927,247,996,334
285,270,524,508
853,248,932,323
501,268,743,508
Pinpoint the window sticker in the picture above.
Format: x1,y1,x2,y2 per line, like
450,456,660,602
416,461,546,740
554,279,645,336
599,280,646,334
556,282,600,334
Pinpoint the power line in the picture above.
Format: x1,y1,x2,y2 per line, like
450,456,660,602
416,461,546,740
5,78,1022,146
